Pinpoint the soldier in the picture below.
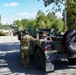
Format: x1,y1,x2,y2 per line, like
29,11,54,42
20,30,38,68
39,31,52,41
39,31,47,39
18,32,22,40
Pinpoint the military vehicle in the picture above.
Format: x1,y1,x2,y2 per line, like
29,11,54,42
18,28,76,72
29,28,76,72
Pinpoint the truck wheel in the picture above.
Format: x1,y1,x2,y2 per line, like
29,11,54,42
63,29,76,53
68,58,76,65
34,48,45,70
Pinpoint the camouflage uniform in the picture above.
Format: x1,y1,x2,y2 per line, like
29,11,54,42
20,34,37,67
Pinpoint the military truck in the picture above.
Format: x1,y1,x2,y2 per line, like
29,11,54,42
29,28,76,72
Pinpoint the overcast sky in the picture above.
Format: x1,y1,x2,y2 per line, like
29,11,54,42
0,0,63,24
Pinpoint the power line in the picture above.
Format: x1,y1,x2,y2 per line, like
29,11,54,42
3,0,35,19
2,0,50,24
4,1,45,23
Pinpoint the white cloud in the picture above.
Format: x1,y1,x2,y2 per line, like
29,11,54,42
1,12,37,24
4,2,19,7
17,12,37,19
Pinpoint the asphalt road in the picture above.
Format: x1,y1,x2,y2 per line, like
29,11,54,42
0,36,76,75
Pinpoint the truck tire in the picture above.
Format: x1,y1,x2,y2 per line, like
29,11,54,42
68,58,76,65
63,29,76,53
34,48,45,70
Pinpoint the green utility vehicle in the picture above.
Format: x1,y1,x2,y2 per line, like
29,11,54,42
18,28,76,72
29,28,76,72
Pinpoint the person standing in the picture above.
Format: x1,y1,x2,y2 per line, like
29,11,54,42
20,30,38,68
18,32,23,40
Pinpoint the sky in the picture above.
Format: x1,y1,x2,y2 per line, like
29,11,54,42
0,0,63,24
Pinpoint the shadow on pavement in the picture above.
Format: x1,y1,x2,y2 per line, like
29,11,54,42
0,51,76,75
0,42,20,51
0,41,76,75
55,60,69,70
0,51,46,75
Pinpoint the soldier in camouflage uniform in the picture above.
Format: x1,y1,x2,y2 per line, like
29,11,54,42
20,30,38,68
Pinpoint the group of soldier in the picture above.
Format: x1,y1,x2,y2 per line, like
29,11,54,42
18,30,39,68
18,30,52,68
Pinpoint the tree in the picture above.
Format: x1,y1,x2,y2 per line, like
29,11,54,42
39,0,65,13
47,12,56,19
54,18,64,30
42,0,54,7
21,19,30,29
36,10,47,28
12,9,64,32
44,17,51,28
27,19,36,29
47,12,57,28
13,20,22,30
38,0,76,29
66,0,76,28
66,0,76,14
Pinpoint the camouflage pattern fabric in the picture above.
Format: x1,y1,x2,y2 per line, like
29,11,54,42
20,47,29,67
20,34,37,67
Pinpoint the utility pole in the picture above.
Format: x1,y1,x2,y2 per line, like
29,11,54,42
63,9,67,32
54,0,67,32
64,0,67,32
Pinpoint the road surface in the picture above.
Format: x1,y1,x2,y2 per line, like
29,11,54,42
0,36,76,75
